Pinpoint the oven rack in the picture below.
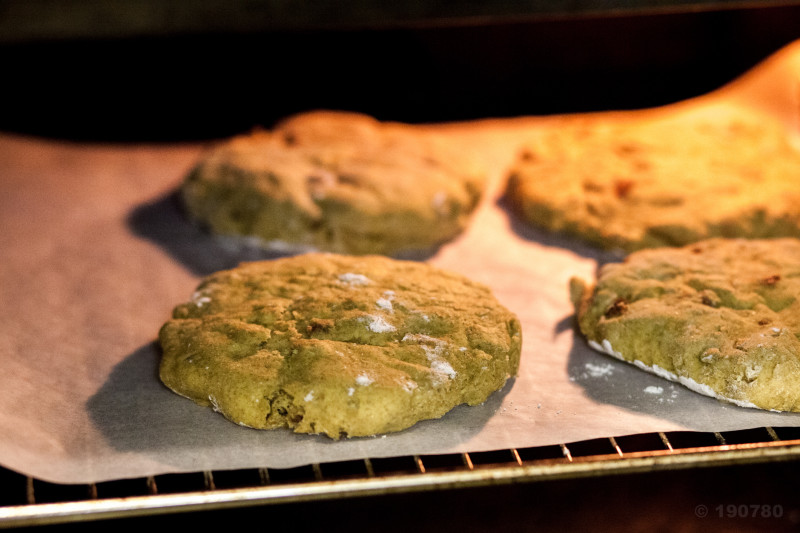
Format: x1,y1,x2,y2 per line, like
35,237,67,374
3,426,800,528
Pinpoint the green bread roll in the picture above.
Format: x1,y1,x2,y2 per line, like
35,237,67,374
506,105,800,252
159,253,521,438
572,238,800,411
182,111,486,256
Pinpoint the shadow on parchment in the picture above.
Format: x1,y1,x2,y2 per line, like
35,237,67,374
126,190,294,277
127,189,440,277
86,342,515,469
85,342,263,458
495,192,623,271
560,316,800,431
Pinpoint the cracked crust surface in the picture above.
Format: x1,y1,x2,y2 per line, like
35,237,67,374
158,253,521,438
571,238,800,411
181,111,486,256
506,105,800,252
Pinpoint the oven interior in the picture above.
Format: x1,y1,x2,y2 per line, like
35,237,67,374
3,1,800,529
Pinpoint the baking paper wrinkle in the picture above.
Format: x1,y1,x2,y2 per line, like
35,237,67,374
4,40,800,483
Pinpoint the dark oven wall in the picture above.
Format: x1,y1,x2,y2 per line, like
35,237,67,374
3,3,800,142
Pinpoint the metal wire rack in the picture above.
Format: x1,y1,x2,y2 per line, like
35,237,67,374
3,426,800,528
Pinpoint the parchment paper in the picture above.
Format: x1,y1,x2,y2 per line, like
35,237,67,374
4,41,800,485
